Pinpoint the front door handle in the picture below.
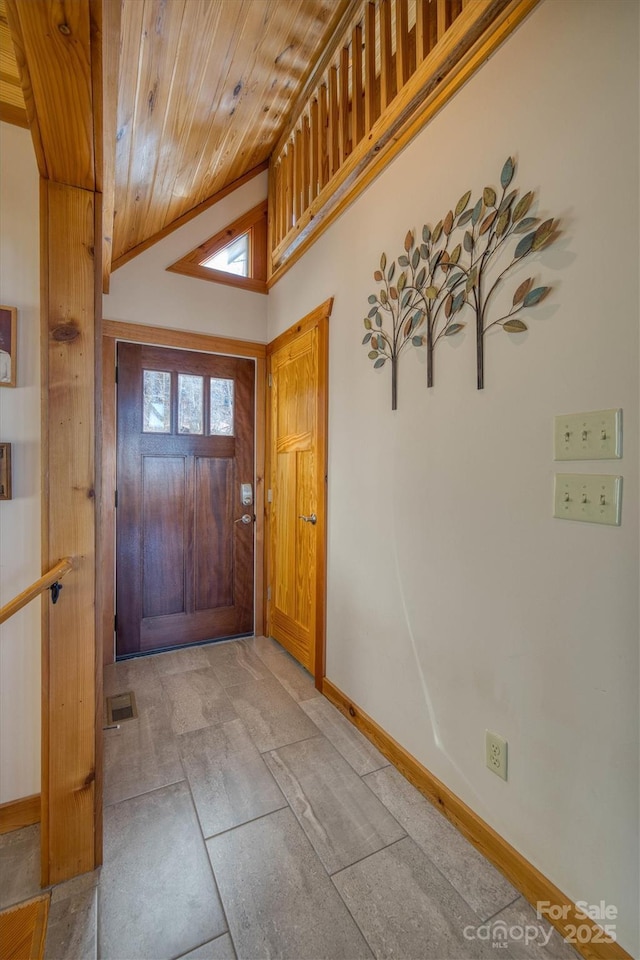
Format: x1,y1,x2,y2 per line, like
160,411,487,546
298,513,317,525
234,514,253,525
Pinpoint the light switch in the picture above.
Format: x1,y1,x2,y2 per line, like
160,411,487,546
554,474,622,525
554,409,621,460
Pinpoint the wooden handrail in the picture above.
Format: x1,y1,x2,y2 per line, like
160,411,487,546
0,557,74,625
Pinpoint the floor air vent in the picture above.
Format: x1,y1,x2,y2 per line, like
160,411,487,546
106,691,138,724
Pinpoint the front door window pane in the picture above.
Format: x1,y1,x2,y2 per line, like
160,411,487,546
178,374,204,434
210,378,234,436
143,370,171,432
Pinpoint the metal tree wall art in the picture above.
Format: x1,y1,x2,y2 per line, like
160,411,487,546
442,157,559,389
361,157,559,406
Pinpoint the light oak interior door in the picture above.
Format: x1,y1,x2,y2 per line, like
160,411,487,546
267,301,330,676
116,343,255,657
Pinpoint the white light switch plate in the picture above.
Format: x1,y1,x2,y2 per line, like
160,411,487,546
554,474,622,525
554,409,621,460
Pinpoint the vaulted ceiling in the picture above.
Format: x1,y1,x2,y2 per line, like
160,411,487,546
112,0,350,266
0,0,351,270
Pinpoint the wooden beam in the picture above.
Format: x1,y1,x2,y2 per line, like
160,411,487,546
93,0,120,294
41,179,98,886
4,0,46,175
8,0,94,189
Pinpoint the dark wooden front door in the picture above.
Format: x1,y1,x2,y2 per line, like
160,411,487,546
116,343,255,657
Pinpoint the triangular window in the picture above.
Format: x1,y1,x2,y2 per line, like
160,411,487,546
167,200,267,294
201,232,250,277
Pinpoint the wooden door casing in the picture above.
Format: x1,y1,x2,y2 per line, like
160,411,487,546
116,343,255,656
267,299,331,680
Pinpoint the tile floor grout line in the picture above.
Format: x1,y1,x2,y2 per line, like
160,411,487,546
200,802,291,843
257,730,325,756
478,893,523,925
103,773,188,809
359,767,522,924
181,770,237,960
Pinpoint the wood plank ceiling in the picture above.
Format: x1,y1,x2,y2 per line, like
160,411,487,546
0,0,27,128
112,0,350,268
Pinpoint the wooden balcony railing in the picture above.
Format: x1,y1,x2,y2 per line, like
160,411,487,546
268,0,538,283
0,557,74,625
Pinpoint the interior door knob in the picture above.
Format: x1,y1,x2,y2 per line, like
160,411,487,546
234,514,253,524
298,513,317,525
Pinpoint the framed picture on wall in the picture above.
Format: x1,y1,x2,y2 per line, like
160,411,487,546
0,306,17,388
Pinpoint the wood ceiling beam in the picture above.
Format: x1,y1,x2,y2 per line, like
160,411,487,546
4,0,47,176
91,0,120,293
6,0,94,190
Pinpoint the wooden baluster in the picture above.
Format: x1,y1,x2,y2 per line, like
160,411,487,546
364,2,377,133
395,0,409,90
294,127,302,223
301,113,310,213
416,0,427,63
451,0,463,17
339,46,350,164
273,159,281,245
319,82,329,188
329,65,340,176
310,97,319,201
379,0,394,111
286,142,294,231
437,0,450,40
351,22,364,146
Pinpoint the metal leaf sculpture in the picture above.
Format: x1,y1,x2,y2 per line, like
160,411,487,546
362,156,559,405
455,157,559,389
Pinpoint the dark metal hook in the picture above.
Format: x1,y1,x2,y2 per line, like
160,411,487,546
50,581,63,605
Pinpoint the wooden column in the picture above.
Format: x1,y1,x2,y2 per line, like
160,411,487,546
7,0,105,888
40,180,99,886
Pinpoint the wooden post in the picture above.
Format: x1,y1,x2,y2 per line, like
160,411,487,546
310,98,319,201
328,66,340,176
339,46,350,164
437,0,450,40
364,3,377,133
351,23,364,146
41,180,99,885
396,0,410,90
318,83,329,188
379,0,394,111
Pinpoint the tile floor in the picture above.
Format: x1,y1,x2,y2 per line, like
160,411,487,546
0,636,579,960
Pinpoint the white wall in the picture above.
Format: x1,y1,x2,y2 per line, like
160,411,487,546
104,172,268,342
0,122,41,803
268,2,640,954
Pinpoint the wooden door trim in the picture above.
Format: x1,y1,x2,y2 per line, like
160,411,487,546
266,297,333,686
100,320,266,666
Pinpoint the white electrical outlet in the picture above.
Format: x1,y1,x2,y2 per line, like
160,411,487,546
486,731,508,781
